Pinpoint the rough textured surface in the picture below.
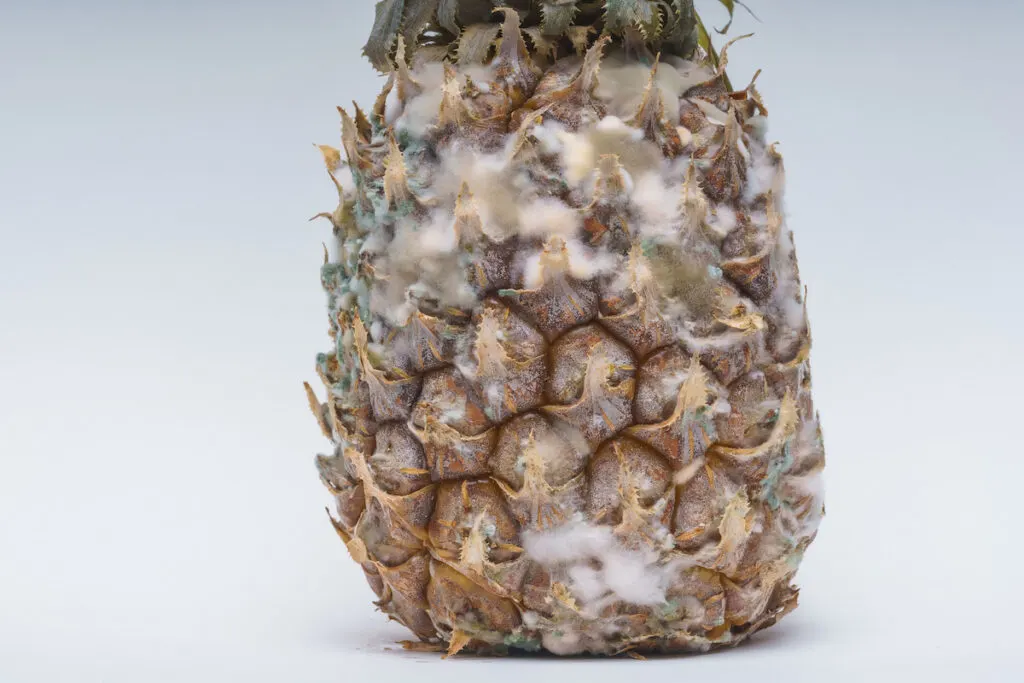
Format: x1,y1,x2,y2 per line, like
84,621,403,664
309,9,824,657
361,0,706,73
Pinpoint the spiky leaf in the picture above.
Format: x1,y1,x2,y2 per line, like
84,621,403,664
456,23,503,65
605,0,659,37
540,1,579,36
716,0,736,32
437,0,461,34
565,24,594,55
364,0,406,71
357,0,750,73
523,26,558,59
603,0,638,33
695,13,732,90
712,0,758,33
637,1,661,39
401,0,440,48
412,44,452,68
714,0,758,33
662,0,698,53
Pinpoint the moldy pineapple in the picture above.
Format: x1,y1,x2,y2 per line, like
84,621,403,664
307,0,825,657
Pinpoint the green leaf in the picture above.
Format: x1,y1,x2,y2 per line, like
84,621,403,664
598,0,630,33
401,0,440,48
636,0,660,39
540,1,579,36
696,14,716,66
364,0,406,71
716,0,736,34
713,0,758,34
437,0,461,34
603,0,641,33
604,0,663,39
661,0,697,52
695,13,732,90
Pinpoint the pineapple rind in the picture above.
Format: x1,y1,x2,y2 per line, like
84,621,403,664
312,19,823,656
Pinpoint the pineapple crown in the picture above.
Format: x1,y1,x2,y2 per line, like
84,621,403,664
363,0,748,72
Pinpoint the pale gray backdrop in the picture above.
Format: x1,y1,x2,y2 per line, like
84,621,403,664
2,1,1022,681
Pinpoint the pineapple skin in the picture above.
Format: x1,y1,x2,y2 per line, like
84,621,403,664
310,11,824,657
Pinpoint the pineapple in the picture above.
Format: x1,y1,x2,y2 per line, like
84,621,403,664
308,0,824,657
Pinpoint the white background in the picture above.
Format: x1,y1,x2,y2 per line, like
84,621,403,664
2,1,1022,681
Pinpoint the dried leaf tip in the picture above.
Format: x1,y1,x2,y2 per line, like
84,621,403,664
575,34,611,95
537,235,572,281
523,26,559,65
459,514,486,571
681,160,707,208
327,506,370,564
444,629,473,658
392,35,422,105
680,355,711,410
627,55,684,156
438,64,469,128
507,103,553,160
566,24,595,56
493,7,541,82
316,144,342,172
551,581,579,611
747,72,768,116
616,465,652,535
520,430,549,489
474,309,511,378
595,154,630,198
338,106,368,170
373,73,395,125
640,53,662,99
303,381,332,439
700,32,753,87
453,183,485,247
383,133,410,208
452,178,478,221
353,102,373,141
626,243,659,311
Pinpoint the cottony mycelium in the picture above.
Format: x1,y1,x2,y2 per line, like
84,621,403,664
306,0,824,657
